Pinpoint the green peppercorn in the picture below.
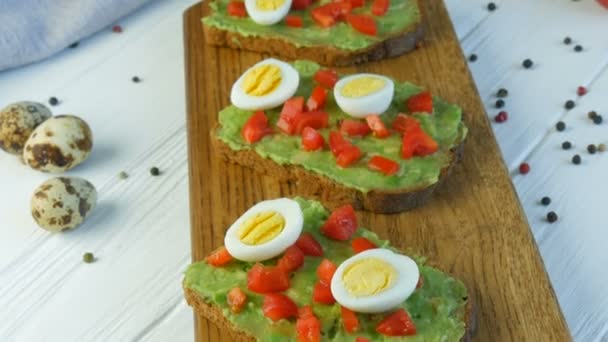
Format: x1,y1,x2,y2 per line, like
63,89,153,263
118,171,129,179
496,88,508,98
588,111,598,119
598,143,606,152
83,252,95,263
150,167,160,176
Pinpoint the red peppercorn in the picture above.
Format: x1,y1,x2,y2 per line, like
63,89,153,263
494,111,508,123
112,25,123,33
577,86,587,96
519,163,530,174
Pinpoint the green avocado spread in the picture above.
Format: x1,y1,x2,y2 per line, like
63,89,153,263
203,0,420,50
216,60,467,193
184,198,468,341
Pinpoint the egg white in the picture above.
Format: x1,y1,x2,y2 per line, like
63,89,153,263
230,58,300,111
330,249,419,313
224,198,303,262
333,74,395,118
245,0,293,25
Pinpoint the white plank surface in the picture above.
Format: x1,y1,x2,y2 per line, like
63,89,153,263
0,0,607,341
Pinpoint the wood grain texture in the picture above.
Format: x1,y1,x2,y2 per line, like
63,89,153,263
184,1,570,341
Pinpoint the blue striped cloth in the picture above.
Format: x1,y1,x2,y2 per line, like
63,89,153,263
0,0,154,71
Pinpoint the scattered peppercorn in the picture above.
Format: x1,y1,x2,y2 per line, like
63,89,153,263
564,100,575,110
541,197,551,206
593,115,603,125
83,252,95,263
556,121,566,131
599,143,606,152
563,37,572,45
562,141,572,150
496,88,508,98
572,154,581,165
519,162,530,174
469,54,478,62
588,144,597,154
588,111,598,119
69,42,79,49
132,76,141,83
495,111,508,123
49,97,59,106
574,45,583,52
522,59,533,69
546,211,558,223
495,99,505,108
118,171,129,179
577,86,587,96
112,25,123,33
150,167,160,176
487,2,497,11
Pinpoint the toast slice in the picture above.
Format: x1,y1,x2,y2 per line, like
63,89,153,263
183,198,475,341
213,60,467,214
201,0,424,66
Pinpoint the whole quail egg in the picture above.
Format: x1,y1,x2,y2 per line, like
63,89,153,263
31,177,97,232
0,101,52,155
23,115,93,173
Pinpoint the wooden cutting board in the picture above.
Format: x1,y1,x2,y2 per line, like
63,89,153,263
183,1,570,340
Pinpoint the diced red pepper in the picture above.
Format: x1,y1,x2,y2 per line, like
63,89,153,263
242,111,272,144
247,264,290,293
341,306,360,333
368,155,400,175
312,281,335,304
227,287,248,313
371,0,389,15
313,69,339,88
295,233,324,256
262,293,299,321
355,338,371,342
351,237,377,254
227,1,247,17
376,309,417,336
292,0,313,10
301,127,325,151
307,86,328,111
329,131,351,157
365,115,390,138
277,97,305,134
340,119,371,137
286,15,304,27
346,14,377,36
294,111,329,134
205,246,233,266
336,145,362,167
392,113,419,134
296,306,321,342
277,245,305,272
316,259,338,284
406,91,433,114
321,205,358,241
401,128,438,159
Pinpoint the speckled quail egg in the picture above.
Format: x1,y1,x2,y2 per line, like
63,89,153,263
31,177,97,232
0,101,52,155
23,115,93,173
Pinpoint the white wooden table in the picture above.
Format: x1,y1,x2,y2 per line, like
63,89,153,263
0,0,607,340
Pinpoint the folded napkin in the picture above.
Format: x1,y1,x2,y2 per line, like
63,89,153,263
0,0,154,71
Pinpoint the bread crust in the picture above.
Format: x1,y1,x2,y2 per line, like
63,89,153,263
201,0,425,66
212,128,464,214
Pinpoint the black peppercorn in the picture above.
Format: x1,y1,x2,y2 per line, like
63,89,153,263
522,59,533,68
588,144,597,154
487,2,497,11
69,42,79,49
541,197,551,206
563,37,572,45
495,99,505,108
564,100,575,110
574,45,583,52
132,76,141,83
572,154,581,164
562,141,572,150
150,167,160,176
469,54,478,62
496,88,508,98
556,121,566,131
547,211,558,223
593,115,603,124
588,111,598,119
49,97,59,106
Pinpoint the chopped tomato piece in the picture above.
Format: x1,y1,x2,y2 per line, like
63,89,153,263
341,306,360,333
247,264,290,293
365,115,390,138
376,309,417,336
313,69,339,88
316,259,338,284
392,114,420,134
312,281,335,304
340,119,371,137
205,246,233,266
227,287,247,313
401,128,438,159
346,14,377,36
227,1,247,17
301,127,325,151
416,275,424,289
277,97,305,134
311,7,336,27
286,15,304,27
306,86,328,111
406,91,433,114
321,204,358,240
355,337,371,342
351,237,377,254
278,245,305,272
296,306,321,342
368,155,400,175
371,0,389,15
311,2,352,27
336,145,362,167
349,0,365,8
242,111,272,144
294,111,329,134
295,233,324,256
329,131,351,157
292,0,313,10
262,293,298,321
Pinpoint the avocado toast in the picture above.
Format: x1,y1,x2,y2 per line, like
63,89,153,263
183,197,474,341
201,0,423,66
213,59,467,214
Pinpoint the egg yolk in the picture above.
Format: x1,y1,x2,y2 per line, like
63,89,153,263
341,77,386,98
255,0,286,10
238,211,285,245
342,258,396,297
241,64,282,96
